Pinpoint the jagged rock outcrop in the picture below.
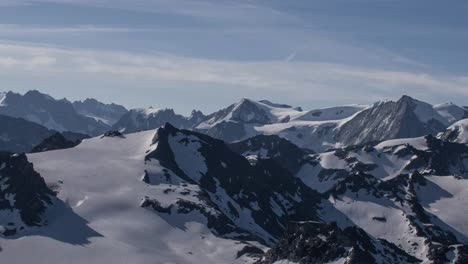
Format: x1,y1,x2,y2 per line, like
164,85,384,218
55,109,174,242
113,108,205,133
0,152,54,236
228,134,314,174
144,123,321,244
257,221,420,264
31,132,89,153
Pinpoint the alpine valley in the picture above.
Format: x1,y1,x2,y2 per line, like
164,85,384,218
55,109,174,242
1,90,468,264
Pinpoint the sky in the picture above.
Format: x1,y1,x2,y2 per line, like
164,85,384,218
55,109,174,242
0,0,467,114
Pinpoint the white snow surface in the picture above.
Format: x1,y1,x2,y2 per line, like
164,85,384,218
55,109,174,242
374,136,428,151
325,191,429,260
434,103,467,124
292,105,367,122
85,114,113,126
443,118,468,144
0,92,6,106
136,107,163,117
413,99,450,125
0,130,256,264
196,99,368,152
416,175,468,243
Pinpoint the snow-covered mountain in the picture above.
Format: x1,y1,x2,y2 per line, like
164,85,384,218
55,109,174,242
2,90,463,152
73,98,128,126
0,90,109,135
113,107,205,133
2,122,467,263
0,124,326,263
335,95,462,146
197,96,466,152
2,90,468,263
195,98,366,146
433,103,468,123
225,131,468,262
438,118,468,144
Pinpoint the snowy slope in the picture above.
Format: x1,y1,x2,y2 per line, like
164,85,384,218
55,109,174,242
198,96,466,152
1,124,324,263
433,103,468,123
197,98,367,151
2,122,468,263
291,105,367,122
438,118,468,144
296,134,468,193
0,130,258,264
0,92,6,106
197,99,303,131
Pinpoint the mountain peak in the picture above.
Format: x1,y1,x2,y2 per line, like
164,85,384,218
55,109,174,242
24,89,55,100
398,94,416,101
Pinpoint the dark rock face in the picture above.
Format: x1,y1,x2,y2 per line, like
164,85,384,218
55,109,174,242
228,134,314,174
197,120,247,142
0,152,54,236
257,221,420,264
31,132,88,153
0,90,109,135
61,131,90,143
113,108,205,134
72,98,128,126
236,245,264,259
145,123,321,245
410,135,468,176
101,131,125,138
336,95,447,146
0,114,55,153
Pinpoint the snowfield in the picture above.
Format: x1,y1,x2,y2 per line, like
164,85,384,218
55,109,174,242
0,130,259,264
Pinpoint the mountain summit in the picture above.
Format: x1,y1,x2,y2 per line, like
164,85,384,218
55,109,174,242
0,90,109,135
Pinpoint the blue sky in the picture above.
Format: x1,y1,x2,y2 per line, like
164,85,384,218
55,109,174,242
0,0,466,114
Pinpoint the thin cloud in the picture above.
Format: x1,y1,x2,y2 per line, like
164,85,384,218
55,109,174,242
0,24,148,34
0,42,466,104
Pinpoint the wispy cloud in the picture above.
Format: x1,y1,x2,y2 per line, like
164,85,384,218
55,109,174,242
0,42,466,106
0,24,146,34
0,0,295,24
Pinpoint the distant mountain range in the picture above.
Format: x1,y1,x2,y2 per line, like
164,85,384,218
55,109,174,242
1,89,468,263
2,121,467,263
195,96,467,152
0,90,128,152
112,108,205,133
72,98,128,126
1,90,466,154
0,90,111,135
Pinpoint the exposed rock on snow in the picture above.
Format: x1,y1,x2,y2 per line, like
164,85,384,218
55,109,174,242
0,152,54,236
